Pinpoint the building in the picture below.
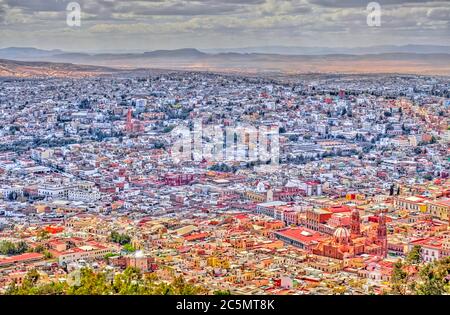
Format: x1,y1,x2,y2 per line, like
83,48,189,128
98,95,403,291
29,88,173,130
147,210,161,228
408,237,445,263
426,199,450,222
58,242,113,266
273,227,326,250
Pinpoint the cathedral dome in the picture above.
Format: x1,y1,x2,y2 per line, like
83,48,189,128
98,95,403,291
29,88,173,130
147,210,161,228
334,227,351,244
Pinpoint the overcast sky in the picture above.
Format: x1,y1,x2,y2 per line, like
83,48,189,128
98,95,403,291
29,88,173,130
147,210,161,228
0,0,449,51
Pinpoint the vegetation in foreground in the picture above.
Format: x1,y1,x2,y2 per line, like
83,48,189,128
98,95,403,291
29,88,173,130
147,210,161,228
388,248,450,295
5,267,207,295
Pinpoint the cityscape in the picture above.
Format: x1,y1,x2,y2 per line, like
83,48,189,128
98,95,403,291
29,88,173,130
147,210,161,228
0,0,449,298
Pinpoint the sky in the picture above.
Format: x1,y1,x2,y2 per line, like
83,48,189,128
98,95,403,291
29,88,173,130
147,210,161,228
0,0,449,52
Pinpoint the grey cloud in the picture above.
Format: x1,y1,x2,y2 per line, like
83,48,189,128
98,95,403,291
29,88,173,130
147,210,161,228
0,0,449,50
307,0,447,8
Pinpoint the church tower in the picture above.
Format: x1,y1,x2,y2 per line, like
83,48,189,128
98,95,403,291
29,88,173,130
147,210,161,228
126,108,133,133
351,208,360,235
377,212,388,258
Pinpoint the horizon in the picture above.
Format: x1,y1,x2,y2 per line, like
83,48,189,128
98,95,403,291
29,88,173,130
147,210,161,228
1,43,450,55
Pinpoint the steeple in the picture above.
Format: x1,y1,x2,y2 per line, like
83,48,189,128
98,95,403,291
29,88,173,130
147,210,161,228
126,108,133,133
351,208,360,235
377,212,388,258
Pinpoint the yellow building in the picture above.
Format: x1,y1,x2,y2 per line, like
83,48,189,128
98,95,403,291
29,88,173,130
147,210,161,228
426,199,450,221
207,256,230,269
394,196,428,213
245,191,266,203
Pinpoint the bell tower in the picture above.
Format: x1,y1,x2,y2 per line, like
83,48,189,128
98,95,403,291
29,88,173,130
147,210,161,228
126,108,133,133
377,212,388,257
351,208,360,235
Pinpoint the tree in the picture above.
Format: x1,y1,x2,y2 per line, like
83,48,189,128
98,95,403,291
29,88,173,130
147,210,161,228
112,267,142,295
110,231,131,246
0,241,29,255
33,245,46,253
122,243,136,253
406,246,422,265
67,268,111,295
6,267,207,296
7,191,18,201
163,125,176,133
43,250,53,259
413,257,450,295
389,184,395,196
390,260,408,295
37,229,50,241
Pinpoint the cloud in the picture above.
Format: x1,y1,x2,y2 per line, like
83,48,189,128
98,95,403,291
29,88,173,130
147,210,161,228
0,0,449,50
307,0,446,8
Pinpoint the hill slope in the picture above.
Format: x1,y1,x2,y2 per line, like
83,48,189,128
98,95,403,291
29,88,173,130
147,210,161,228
0,59,120,78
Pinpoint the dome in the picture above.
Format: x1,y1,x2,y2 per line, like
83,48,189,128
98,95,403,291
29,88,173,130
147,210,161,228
256,182,267,193
334,227,351,244
334,227,350,239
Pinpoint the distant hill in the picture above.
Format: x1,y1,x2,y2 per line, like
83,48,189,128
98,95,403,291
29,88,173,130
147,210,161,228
204,45,450,55
2,45,450,60
0,59,120,78
143,48,207,58
1,46,450,76
0,47,64,60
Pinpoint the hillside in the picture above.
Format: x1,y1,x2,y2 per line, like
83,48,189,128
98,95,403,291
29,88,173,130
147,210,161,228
0,59,120,78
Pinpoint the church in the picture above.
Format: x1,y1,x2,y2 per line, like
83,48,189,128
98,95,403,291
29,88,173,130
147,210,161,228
312,209,388,260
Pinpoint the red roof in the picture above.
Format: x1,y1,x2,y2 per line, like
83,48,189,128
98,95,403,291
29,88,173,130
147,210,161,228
0,253,45,266
234,214,249,220
325,205,351,213
410,237,443,249
275,227,326,245
184,232,209,242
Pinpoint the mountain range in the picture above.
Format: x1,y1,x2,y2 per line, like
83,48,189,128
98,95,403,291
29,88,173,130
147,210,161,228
1,46,450,76
202,45,450,55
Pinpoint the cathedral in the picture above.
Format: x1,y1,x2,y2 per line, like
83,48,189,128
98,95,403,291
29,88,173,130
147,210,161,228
125,108,144,134
312,209,388,260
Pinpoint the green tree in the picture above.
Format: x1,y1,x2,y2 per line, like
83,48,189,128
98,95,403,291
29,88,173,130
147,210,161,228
390,260,408,295
112,267,142,295
67,268,111,295
6,267,207,296
413,257,450,295
406,246,422,265
110,231,131,245
122,243,136,253
0,241,29,255
33,245,46,253
37,229,50,241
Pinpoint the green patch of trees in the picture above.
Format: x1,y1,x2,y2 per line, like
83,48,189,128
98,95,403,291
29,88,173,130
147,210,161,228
210,163,237,173
389,256,450,295
6,267,207,296
110,231,131,246
122,244,136,253
0,241,29,256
